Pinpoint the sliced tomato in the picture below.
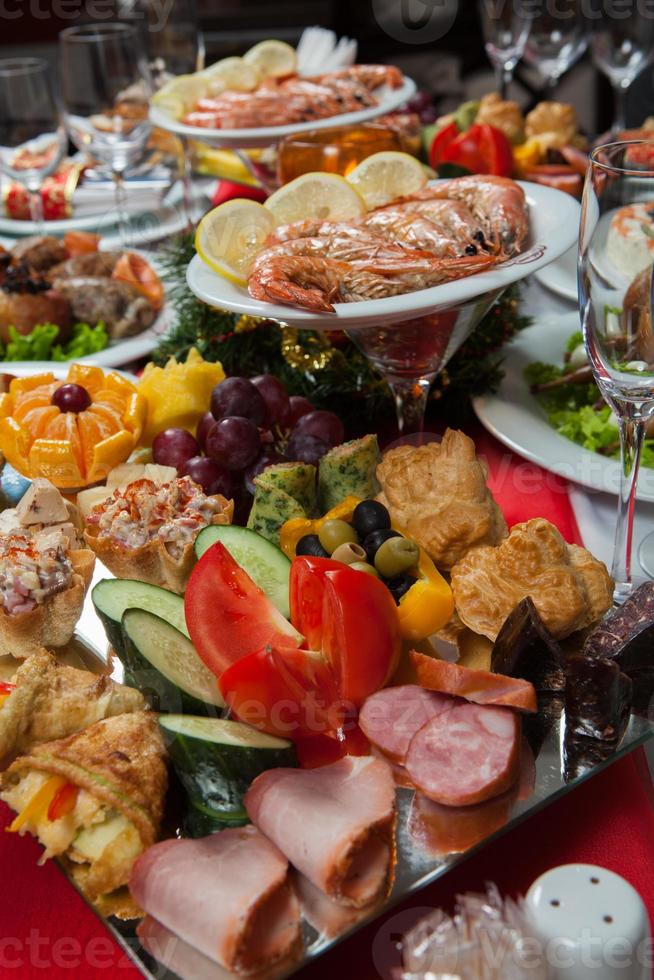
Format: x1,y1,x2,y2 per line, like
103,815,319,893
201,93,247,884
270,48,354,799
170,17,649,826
47,782,79,822
219,644,343,739
112,252,164,311
185,541,302,679
428,121,460,170
294,733,347,769
290,557,401,707
440,123,513,177
64,230,100,257
0,681,15,695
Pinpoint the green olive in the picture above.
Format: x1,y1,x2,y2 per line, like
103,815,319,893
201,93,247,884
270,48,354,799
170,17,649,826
374,536,420,578
331,542,367,565
318,518,358,555
349,561,379,578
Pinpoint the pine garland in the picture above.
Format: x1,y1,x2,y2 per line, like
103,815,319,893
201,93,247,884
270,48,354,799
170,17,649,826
155,234,532,427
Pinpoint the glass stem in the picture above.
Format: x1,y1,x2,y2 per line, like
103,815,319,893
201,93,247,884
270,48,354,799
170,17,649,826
612,414,646,603
612,81,628,133
494,64,512,100
112,169,129,249
387,377,432,436
180,135,194,230
28,187,44,234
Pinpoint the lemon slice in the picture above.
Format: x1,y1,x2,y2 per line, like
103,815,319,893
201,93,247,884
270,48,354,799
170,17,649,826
202,56,260,94
346,151,428,209
243,40,297,79
265,172,366,226
152,74,207,118
195,199,277,285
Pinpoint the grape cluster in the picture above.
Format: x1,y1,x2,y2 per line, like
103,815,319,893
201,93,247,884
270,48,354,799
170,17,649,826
151,374,344,511
404,90,439,125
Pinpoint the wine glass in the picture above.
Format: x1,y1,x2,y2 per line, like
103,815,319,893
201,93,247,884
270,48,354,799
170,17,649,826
59,23,153,247
579,140,654,602
590,11,654,133
522,1,588,92
477,0,530,99
0,58,66,231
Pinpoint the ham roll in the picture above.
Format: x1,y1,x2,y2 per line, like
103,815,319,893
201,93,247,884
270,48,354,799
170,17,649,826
405,701,520,806
359,684,458,762
245,756,395,907
411,651,537,713
129,825,301,975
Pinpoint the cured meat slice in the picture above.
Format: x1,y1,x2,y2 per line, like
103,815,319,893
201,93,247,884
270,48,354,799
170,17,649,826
129,825,301,975
411,650,537,713
565,656,632,742
245,756,395,907
491,596,566,693
358,684,457,762
583,581,654,671
405,702,520,806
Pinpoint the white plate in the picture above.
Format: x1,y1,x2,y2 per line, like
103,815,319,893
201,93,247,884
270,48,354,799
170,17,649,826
150,76,416,149
472,313,654,502
187,182,581,329
534,242,578,302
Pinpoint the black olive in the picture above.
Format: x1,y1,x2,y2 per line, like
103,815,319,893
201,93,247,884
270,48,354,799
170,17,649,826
385,572,415,604
362,527,400,563
465,244,477,255
352,499,391,539
474,230,486,245
296,534,329,558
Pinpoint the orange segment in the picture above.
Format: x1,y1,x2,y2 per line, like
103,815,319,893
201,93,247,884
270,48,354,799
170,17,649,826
21,406,61,439
28,439,84,488
8,374,55,397
77,412,109,470
67,364,105,396
87,430,138,483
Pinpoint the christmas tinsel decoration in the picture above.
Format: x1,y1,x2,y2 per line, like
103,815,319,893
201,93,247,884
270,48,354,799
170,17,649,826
155,234,532,429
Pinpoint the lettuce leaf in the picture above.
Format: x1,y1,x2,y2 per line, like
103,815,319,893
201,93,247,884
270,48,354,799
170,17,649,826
1,321,109,362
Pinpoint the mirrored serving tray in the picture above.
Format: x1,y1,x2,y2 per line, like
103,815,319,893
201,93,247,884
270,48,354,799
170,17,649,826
64,562,654,980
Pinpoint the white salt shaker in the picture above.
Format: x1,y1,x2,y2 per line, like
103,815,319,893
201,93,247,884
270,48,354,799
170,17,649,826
525,864,651,980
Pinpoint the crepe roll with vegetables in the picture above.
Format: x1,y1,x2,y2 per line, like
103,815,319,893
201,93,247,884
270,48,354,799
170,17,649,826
0,648,144,760
0,711,167,904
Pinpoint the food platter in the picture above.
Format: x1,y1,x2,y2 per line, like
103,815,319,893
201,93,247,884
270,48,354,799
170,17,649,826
57,586,654,980
472,314,654,502
149,76,417,150
186,182,580,328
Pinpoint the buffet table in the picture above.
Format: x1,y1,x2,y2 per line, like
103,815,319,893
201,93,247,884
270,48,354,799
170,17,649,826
0,273,653,980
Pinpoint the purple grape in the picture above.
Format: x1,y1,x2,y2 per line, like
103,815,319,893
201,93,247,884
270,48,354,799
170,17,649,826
407,90,432,113
284,395,315,428
210,377,267,426
286,432,330,466
244,450,287,495
51,383,91,414
152,428,200,470
251,374,290,425
181,456,235,498
205,416,261,471
293,410,344,447
420,105,439,125
196,411,215,450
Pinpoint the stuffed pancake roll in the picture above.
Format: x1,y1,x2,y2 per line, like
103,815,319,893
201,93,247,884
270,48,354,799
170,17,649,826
0,648,144,760
0,711,166,903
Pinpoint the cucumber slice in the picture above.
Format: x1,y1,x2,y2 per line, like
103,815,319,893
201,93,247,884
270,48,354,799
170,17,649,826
184,799,249,838
159,714,297,826
92,578,188,656
194,524,291,618
120,609,224,717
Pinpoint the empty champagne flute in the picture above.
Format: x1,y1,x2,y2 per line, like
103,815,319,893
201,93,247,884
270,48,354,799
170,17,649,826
478,0,530,99
590,9,654,133
59,23,153,247
0,58,66,231
579,141,654,602
522,1,588,92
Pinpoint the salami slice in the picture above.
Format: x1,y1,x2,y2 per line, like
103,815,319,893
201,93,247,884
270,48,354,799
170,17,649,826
411,651,537,713
358,684,457,762
405,702,520,806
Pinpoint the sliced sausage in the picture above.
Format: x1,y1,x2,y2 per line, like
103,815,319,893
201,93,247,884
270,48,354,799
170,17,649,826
358,684,457,763
405,701,521,806
411,651,537,713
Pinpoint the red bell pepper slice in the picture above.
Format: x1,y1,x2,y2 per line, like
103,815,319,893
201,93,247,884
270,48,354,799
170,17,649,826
0,682,15,695
290,557,401,707
219,644,344,739
428,121,460,170
440,123,513,177
47,782,79,822
294,724,370,769
185,542,302,679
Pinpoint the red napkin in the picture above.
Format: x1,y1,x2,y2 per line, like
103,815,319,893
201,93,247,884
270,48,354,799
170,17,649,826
0,433,652,980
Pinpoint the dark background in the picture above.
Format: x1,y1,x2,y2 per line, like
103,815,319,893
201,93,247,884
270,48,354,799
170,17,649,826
0,0,650,134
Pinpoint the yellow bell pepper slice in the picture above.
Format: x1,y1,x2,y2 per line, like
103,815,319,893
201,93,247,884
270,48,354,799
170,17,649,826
512,138,543,176
396,546,454,642
279,495,361,558
7,775,67,833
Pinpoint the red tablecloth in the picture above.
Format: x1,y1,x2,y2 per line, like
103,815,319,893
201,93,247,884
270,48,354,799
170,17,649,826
1,432,653,980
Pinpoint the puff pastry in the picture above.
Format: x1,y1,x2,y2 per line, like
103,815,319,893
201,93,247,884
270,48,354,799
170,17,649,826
450,518,613,640
376,429,507,570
